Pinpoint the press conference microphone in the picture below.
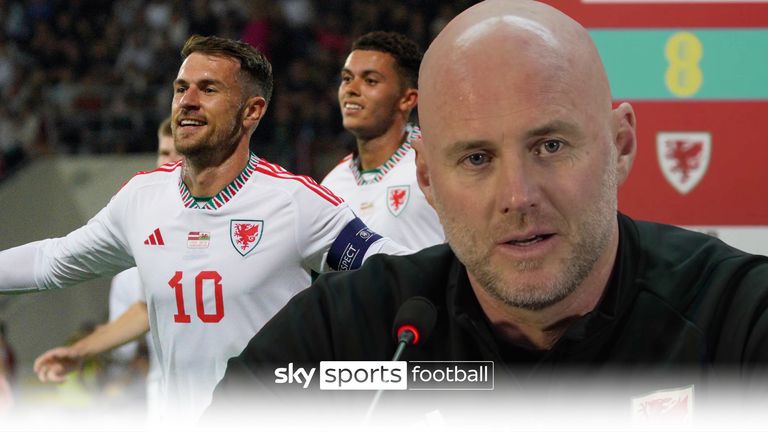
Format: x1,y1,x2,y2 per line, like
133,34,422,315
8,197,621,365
363,296,437,425
391,296,437,361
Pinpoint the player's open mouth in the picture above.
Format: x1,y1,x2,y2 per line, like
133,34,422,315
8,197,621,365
343,103,362,111
179,119,207,127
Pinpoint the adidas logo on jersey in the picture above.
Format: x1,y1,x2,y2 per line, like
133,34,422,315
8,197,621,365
143,228,165,246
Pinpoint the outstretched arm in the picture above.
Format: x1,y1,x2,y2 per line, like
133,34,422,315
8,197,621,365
34,301,149,383
0,242,42,293
1,195,136,295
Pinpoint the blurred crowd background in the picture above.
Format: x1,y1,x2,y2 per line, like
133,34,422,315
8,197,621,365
0,0,477,182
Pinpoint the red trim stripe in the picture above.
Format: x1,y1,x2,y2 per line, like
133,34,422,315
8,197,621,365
135,160,183,176
256,160,344,205
256,168,343,206
119,160,183,192
254,164,344,206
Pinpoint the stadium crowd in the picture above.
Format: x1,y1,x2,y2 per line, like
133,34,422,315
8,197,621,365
0,0,474,181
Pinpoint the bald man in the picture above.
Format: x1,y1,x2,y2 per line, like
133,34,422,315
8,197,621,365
210,0,768,425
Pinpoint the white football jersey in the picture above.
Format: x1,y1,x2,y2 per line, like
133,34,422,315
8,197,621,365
0,153,395,418
322,124,444,251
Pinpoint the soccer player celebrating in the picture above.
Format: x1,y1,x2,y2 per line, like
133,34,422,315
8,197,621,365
322,31,444,250
0,35,401,419
33,116,180,416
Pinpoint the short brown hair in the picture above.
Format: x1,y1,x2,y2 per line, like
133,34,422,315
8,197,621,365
181,35,273,104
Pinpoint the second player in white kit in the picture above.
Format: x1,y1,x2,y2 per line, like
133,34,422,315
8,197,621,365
323,31,445,251
322,124,443,250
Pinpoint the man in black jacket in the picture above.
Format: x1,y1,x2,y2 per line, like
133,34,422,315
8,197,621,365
208,1,768,427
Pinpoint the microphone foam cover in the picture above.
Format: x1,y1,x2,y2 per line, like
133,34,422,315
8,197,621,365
392,296,437,346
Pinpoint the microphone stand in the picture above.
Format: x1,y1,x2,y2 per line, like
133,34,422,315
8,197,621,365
362,331,414,425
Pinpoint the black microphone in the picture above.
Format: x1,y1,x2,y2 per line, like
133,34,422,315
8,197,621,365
391,296,437,361
364,297,437,424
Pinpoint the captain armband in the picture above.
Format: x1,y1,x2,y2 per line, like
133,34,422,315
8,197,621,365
326,217,382,271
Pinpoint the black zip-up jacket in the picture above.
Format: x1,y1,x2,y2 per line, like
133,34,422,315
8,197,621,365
209,213,768,422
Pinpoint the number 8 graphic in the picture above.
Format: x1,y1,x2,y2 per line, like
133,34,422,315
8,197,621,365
169,271,225,323
665,32,703,98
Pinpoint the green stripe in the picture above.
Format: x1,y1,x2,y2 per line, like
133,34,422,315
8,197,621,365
590,29,768,100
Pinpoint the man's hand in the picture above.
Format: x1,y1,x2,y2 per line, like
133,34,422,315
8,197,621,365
33,346,84,383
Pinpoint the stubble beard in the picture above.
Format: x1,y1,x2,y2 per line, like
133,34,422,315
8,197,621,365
438,167,618,312
175,104,246,169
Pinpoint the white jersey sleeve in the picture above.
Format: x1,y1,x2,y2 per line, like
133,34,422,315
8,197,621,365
292,183,358,272
0,183,137,293
0,241,41,292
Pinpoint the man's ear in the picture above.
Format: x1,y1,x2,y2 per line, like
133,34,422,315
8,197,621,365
413,136,435,207
399,88,418,113
612,102,637,185
243,96,268,130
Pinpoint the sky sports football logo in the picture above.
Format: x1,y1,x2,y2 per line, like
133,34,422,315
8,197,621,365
274,361,493,391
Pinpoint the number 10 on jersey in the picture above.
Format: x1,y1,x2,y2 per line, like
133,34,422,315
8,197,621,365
169,271,224,323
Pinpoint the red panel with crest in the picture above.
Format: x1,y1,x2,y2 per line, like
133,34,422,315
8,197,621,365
618,101,768,225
